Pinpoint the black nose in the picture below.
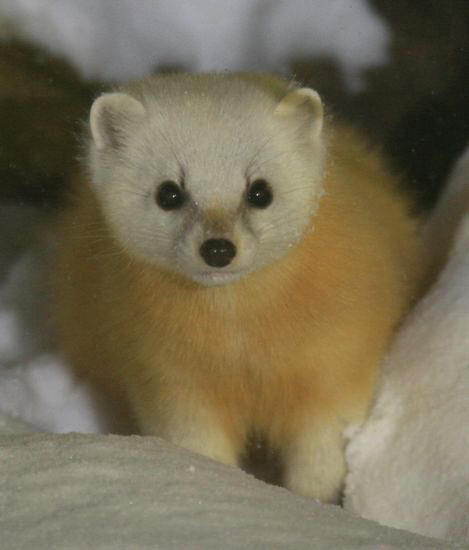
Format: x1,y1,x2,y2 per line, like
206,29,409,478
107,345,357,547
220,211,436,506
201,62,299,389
199,239,236,268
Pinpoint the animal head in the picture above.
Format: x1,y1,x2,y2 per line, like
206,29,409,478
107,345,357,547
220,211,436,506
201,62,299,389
88,73,325,287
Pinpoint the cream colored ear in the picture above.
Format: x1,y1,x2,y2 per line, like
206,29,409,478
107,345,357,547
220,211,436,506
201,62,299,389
90,92,145,150
274,88,323,138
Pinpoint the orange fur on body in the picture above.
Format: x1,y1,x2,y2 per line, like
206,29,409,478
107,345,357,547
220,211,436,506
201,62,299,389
52,121,423,502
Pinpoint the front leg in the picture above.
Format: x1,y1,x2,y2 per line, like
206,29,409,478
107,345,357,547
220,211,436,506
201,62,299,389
130,380,243,467
282,416,346,503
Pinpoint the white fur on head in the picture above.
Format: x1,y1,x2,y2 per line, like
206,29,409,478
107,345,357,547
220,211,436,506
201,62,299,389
86,75,326,287
274,88,323,139
90,93,146,151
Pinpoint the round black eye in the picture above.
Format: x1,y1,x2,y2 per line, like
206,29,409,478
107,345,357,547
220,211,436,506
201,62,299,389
246,179,273,208
156,181,186,210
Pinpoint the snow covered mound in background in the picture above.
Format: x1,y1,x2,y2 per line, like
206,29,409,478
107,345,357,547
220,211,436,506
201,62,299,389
258,0,389,90
0,0,389,90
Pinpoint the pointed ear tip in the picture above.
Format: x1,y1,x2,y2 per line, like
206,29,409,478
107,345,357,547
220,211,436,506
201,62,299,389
90,92,145,118
297,88,322,105
275,86,323,118
89,94,115,128
90,92,119,111
89,92,146,149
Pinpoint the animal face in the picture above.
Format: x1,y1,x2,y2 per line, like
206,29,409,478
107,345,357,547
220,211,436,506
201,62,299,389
88,74,325,286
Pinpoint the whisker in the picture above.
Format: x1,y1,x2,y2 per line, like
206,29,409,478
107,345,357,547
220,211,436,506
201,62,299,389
258,216,299,236
276,184,315,196
118,189,149,199
151,114,186,170
246,134,277,176
247,149,292,176
257,208,317,237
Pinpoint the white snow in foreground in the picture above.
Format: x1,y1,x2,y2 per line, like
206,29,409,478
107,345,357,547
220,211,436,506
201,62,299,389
0,0,389,90
0,414,447,549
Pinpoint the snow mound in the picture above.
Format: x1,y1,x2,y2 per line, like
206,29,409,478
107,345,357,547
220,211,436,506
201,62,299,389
0,414,447,549
0,0,389,90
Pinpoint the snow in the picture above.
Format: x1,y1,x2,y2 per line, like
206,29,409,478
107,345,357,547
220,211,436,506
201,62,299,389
0,0,389,90
0,354,109,433
0,414,449,549
0,205,105,434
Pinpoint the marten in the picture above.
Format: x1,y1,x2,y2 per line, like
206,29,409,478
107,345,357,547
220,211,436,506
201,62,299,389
52,73,424,502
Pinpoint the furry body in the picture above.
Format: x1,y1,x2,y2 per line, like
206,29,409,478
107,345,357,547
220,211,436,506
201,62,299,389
53,73,422,502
